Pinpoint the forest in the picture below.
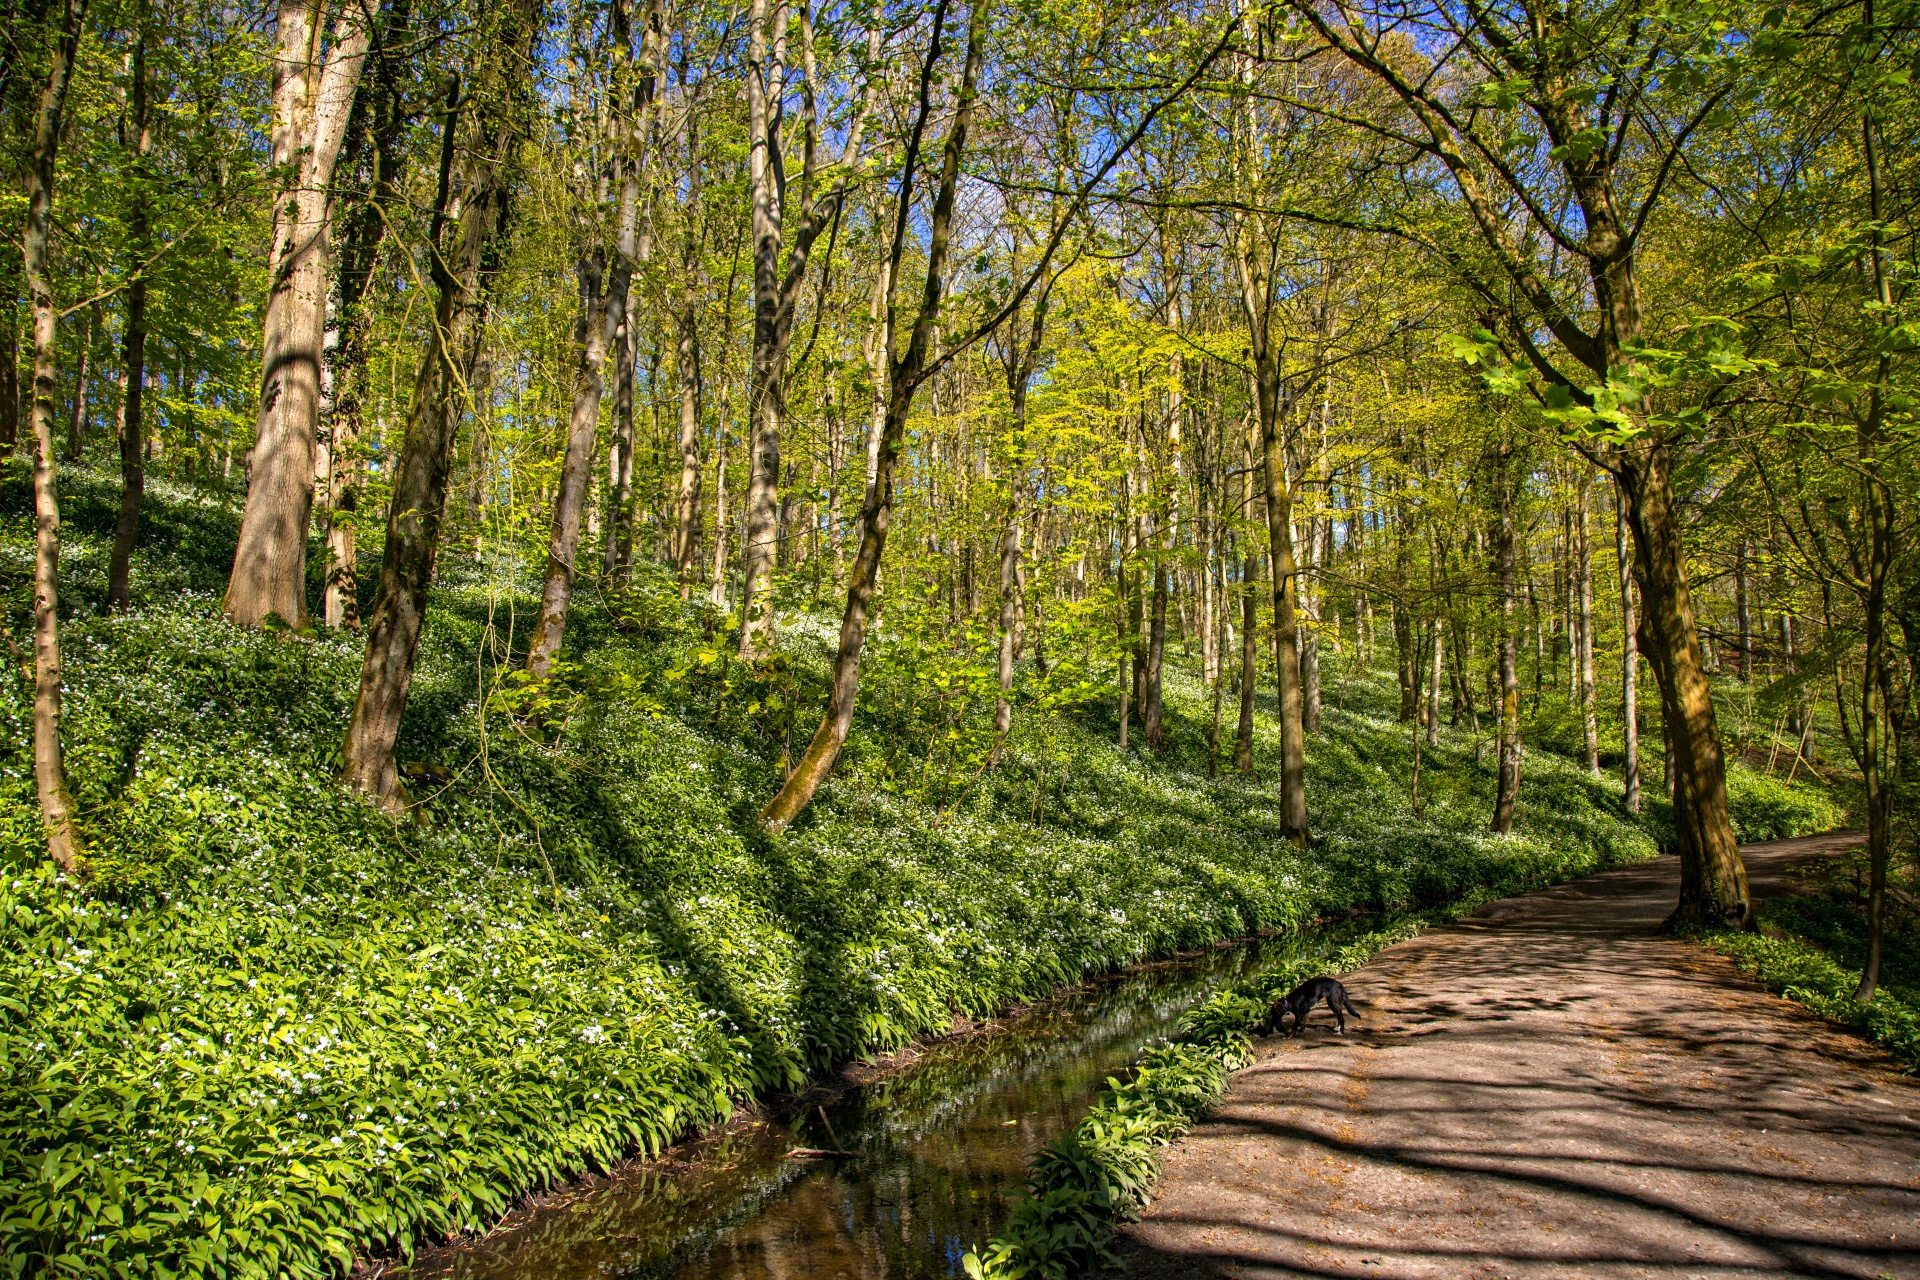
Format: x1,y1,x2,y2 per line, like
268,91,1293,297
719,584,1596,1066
0,0,1913,1274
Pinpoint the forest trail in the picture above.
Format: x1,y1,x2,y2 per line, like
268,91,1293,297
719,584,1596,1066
1114,831,1920,1280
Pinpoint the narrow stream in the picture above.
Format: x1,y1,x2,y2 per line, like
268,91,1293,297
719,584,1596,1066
409,929,1336,1280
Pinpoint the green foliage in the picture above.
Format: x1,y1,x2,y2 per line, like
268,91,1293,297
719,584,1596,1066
0,471,1844,1278
1691,929,1920,1071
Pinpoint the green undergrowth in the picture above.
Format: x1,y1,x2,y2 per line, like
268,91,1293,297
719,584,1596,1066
0,467,1843,1279
1692,851,1920,1071
962,918,1437,1280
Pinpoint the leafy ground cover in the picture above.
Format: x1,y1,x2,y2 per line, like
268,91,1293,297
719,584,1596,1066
1693,849,1920,1072
0,467,1842,1278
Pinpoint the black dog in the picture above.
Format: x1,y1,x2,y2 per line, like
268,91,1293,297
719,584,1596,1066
1266,976,1361,1036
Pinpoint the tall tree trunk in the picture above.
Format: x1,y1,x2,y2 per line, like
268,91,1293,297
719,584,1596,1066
338,23,530,805
1617,480,1640,813
757,0,984,832
673,299,704,592
989,486,1023,761
604,0,663,579
737,0,787,657
1235,552,1257,774
1302,512,1322,733
1851,114,1898,1003
225,0,372,628
23,0,88,875
108,23,152,612
0,268,17,455
1617,439,1749,926
527,252,620,680
1735,540,1752,684
1492,443,1521,835
1577,468,1599,774
1252,365,1308,843
1144,546,1168,750
63,303,90,461
1117,550,1132,753
324,4,413,628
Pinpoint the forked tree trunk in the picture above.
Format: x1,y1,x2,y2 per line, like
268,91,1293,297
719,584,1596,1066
756,0,984,833
225,0,372,629
23,0,88,875
338,36,528,806
1492,444,1521,835
108,25,152,612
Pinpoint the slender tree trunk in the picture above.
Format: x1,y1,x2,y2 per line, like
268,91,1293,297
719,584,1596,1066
1117,553,1132,753
990,464,1024,763
324,18,413,629
673,301,704,592
23,0,89,876
339,32,528,805
1302,513,1322,733
757,0,984,832
1617,480,1640,813
737,0,788,657
1426,614,1442,747
1735,541,1752,684
1258,376,1308,844
0,272,17,455
108,25,152,612
64,304,90,461
1144,546,1168,750
226,0,372,628
1577,468,1599,774
527,255,616,679
1492,444,1521,835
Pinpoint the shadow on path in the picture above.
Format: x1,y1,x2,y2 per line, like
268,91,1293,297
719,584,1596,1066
1115,832,1920,1280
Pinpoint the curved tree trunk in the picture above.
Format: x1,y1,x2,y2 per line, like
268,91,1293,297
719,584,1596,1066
757,0,984,833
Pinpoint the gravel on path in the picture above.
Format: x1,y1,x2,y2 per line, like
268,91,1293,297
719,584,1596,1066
1115,831,1919,1280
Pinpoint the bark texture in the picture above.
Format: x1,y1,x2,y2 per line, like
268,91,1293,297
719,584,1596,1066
338,25,529,806
225,0,372,628
23,0,89,875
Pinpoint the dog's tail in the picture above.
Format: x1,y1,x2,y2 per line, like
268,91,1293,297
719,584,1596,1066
1339,992,1362,1019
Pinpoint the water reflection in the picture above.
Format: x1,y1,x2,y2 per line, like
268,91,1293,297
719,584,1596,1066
408,931,1324,1280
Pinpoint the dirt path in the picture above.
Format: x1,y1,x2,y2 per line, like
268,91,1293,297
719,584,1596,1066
1115,831,1920,1280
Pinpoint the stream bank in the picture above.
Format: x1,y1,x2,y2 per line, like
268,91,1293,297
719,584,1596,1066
400,927,1353,1279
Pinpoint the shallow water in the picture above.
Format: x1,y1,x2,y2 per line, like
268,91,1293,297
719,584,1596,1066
408,930,1332,1280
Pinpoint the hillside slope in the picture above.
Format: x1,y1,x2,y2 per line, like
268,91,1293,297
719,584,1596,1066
0,467,1842,1278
